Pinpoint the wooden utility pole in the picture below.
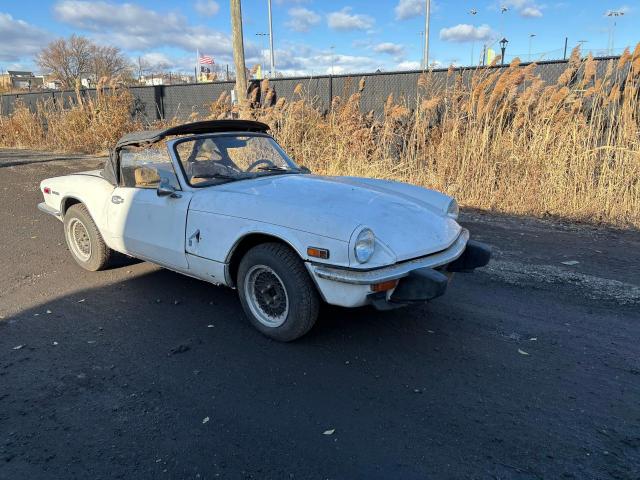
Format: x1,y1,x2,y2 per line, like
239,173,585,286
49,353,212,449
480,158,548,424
231,0,247,108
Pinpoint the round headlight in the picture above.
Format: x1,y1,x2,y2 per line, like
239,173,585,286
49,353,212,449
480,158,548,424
354,228,375,263
447,199,459,219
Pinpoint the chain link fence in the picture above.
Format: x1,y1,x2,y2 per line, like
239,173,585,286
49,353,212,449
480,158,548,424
0,56,622,123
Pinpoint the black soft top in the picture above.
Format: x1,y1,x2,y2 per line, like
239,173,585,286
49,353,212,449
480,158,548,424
115,119,270,150
104,120,270,185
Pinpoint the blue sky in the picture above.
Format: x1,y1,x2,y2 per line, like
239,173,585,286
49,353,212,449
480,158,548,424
0,0,637,75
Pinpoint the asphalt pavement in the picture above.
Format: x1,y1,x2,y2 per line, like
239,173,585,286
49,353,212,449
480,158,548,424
1,149,639,479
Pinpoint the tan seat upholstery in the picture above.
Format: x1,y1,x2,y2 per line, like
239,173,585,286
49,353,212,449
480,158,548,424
134,166,160,187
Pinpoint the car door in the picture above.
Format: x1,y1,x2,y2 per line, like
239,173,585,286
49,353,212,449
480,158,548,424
107,145,191,270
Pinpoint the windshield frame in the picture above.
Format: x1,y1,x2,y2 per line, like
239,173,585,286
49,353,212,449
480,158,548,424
169,132,300,188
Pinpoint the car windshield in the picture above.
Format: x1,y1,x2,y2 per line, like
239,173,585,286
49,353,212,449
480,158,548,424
174,133,300,187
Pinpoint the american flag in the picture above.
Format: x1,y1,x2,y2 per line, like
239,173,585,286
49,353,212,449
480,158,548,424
199,54,214,65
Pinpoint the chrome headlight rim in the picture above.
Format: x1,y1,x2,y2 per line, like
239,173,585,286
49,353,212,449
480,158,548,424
354,227,375,264
446,199,459,219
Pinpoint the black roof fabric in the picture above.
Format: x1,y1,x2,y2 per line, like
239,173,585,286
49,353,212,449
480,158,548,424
115,120,270,150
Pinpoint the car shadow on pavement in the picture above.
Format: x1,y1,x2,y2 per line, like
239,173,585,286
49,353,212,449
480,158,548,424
3,265,459,351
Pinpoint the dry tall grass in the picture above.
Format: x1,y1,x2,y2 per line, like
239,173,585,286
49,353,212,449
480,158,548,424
0,78,139,153
1,47,639,228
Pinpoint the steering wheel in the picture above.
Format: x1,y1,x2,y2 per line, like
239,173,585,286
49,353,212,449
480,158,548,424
246,159,276,172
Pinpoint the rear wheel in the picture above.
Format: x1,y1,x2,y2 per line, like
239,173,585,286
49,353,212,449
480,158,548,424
237,242,320,341
64,204,112,271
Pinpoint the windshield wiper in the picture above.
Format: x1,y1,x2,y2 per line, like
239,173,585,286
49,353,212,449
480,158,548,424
257,166,301,173
192,173,238,180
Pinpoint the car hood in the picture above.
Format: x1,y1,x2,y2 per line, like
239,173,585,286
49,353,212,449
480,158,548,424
189,174,462,262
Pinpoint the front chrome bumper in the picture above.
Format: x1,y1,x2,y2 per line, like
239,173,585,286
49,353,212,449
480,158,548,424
311,229,470,285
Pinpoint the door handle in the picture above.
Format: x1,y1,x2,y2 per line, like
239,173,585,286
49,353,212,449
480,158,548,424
188,229,201,247
111,195,124,204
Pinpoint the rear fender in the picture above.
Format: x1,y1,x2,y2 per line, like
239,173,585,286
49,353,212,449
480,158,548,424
39,175,116,246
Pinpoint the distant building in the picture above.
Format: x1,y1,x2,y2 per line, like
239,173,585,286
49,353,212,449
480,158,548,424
0,71,44,91
140,73,195,86
44,76,63,90
142,76,164,86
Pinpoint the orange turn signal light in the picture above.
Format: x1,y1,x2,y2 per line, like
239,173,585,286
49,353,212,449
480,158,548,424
307,247,330,259
371,279,399,292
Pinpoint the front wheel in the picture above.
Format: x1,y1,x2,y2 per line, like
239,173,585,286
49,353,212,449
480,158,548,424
64,204,112,271
237,243,320,341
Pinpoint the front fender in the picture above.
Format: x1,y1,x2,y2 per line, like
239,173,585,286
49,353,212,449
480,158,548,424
185,210,350,268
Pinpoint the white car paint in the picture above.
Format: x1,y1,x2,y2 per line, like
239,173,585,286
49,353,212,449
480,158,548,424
38,135,470,309
107,187,192,270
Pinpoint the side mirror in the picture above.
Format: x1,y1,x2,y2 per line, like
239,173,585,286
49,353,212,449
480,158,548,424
157,181,182,198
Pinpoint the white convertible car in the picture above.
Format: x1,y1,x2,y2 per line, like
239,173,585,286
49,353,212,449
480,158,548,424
38,120,490,341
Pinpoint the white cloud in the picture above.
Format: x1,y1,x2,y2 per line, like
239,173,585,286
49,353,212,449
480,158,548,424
394,0,423,20
286,7,321,32
327,7,375,31
194,0,220,17
0,13,51,62
397,60,421,70
439,24,495,43
394,0,439,20
270,45,383,76
53,0,240,56
373,42,404,56
520,6,542,17
140,52,173,69
500,1,544,18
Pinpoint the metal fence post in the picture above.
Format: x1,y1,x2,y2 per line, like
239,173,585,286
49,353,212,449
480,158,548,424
328,75,333,112
154,85,165,120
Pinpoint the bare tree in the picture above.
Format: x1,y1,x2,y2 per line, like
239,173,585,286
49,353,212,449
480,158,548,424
36,35,131,89
36,35,92,89
92,45,130,83
136,56,151,82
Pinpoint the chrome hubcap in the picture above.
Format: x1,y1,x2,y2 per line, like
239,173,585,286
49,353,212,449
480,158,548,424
67,218,91,262
244,265,289,328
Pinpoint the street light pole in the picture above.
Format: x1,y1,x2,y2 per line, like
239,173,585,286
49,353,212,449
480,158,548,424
469,8,477,66
528,33,536,61
607,10,624,55
256,32,269,77
577,39,588,56
422,0,431,69
267,0,275,77
499,37,508,65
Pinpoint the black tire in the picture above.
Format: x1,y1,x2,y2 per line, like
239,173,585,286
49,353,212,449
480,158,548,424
237,242,320,341
63,204,112,271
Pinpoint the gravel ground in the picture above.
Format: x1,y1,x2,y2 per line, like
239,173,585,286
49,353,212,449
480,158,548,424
1,149,639,479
